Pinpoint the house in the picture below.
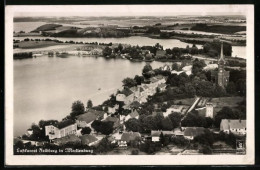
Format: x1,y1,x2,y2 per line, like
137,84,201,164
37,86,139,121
91,48,103,55
163,105,186,117
26,129,33,136
80,134,99,146
173,128,184,137
151,130,175,142
157,83,167,91
45,120,77,140
108,104,119,114
183,127,205,140
120,132,141,143
124,110,139,122
118,140,128,148
104,116,120,129
220,119,246,135
161,64,171,71
76,109,105,128
171,70,184,75
112,132,123,141
53,134,81,146
129,101,141,110
116,88,134,105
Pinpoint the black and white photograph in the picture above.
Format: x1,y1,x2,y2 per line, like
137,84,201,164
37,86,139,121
5,4,254,165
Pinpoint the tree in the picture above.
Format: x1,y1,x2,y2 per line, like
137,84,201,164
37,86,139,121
181,111,206,127
192,58,206,75
91,120,114,135
118,44,123,51
154,43,163,50
168,112,182,129
122,77,137,88
142,64,153,74
214,107,240,127
103,46,112,57
201,145,212,154
81,127,92,135
134,75,144,85
205,117,213,128
95,137,114,153
172,63,180,71
159,132,165,144
226,81,237,94
140,115,158,131
161,117,173,130
70,100,85,118
125,118,141,132
87,100,93,109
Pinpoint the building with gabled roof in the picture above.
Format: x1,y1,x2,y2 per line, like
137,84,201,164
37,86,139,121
125,109,140,122
76,109,105,128
121,132,141,143
220,119,246,135
104,116,120,129
80,134,99,146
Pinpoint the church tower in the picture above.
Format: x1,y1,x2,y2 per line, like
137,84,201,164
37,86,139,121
211,42,230,88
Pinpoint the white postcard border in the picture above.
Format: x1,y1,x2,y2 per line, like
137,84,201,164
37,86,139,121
5,5,255,165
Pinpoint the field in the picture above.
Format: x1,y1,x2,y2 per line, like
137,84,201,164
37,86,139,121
174,98,195,106
14,41,66,49
210,96,244,108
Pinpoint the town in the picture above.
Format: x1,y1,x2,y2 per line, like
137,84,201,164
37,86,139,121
14,42,246,155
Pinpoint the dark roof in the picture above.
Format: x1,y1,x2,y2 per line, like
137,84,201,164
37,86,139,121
151,130,174,137
158,83,166,88
121,132,141,142
55,119,75,129
80,134,98,145
105,116,120,128
121,88,133,97
130,101,141,108
184,127,205,137
53,134,81,145
77,109,105,124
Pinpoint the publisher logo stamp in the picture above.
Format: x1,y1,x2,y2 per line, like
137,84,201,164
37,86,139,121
236,140,246,154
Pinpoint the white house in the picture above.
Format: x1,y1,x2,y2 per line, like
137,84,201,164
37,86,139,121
220,119,246,135
45,120,77,140
151,130,175,142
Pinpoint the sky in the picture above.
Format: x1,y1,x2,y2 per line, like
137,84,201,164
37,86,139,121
9,5,248,17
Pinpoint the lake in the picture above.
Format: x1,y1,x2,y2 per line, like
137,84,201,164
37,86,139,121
14,56,169,136
14,21,246,58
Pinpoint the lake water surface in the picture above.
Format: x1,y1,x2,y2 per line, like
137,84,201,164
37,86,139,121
14,56,168,136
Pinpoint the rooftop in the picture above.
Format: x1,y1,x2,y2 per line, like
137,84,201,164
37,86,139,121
77,109,105,124
121,132,141,142
151,130,174,137
221,119,246,130
53,134,81,145
80,134,98,145
184,127,205,137
120,88,134,97
55,119,75,129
